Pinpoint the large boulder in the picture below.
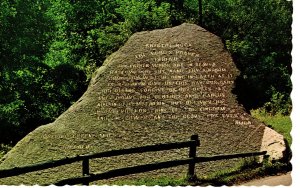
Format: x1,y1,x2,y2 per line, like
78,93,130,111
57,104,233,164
0,23,286,185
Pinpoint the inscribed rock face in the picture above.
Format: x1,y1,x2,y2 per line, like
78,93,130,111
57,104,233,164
0,23,284,185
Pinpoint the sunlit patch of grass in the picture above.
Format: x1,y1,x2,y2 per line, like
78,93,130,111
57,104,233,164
113,176,188,186
251,109,292,145
112,157,291,186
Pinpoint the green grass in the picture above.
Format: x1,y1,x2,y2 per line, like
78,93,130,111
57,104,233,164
251,109,292,146
113,176,189,186
111,157,291,186
197,157,291,186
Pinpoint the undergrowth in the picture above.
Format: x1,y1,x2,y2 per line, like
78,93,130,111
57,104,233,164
113,176,188,186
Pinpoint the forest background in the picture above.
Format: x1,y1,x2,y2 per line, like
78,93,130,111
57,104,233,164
0,0,293,155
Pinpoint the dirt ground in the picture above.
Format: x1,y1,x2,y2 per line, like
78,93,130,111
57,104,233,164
240,172,292,186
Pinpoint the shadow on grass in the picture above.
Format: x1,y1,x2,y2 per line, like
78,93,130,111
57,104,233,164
112,160,291,186
193,161,292,186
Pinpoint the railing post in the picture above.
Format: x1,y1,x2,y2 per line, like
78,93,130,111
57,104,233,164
82,159,90,185
263,154,270,163
187,134,200,181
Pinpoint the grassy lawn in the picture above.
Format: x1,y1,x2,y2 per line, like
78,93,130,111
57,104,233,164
112,159,291,186
113,176,188,186
251,109,292,145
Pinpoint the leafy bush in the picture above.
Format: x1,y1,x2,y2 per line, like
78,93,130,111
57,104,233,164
0,65,87,144
202,0,292,112
263,87,292,115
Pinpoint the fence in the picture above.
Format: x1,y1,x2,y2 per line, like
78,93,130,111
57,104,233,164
0,134,267,185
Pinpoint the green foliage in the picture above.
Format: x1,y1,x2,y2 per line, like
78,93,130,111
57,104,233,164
0,1,17,30
0,0,54,143
263,87,292,115
44,0,171,78
116,0,171,32
0,0,54,70
0,65,87,144
202,0,292,112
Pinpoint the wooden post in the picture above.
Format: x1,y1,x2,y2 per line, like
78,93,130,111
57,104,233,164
187,134,200,181
82,159,90,185
198,0,202,26
263,154,270,163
